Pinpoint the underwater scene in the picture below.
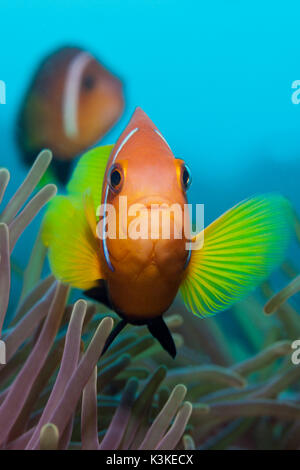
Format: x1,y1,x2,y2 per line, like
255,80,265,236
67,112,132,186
0,0,300,453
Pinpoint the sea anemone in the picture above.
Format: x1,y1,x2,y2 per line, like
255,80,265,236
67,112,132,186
0,151,300,450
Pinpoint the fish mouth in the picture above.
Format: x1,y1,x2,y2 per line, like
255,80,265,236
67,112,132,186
132,196,176,209
123,196,186,245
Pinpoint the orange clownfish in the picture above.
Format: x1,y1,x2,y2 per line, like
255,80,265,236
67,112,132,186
42,108,293,357
17,46,124,184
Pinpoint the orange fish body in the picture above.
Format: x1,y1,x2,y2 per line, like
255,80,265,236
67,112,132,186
17,46,124,183
100,109,189,321
42,107,293,357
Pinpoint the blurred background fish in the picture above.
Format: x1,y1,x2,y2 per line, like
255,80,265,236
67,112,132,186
16,46,124,184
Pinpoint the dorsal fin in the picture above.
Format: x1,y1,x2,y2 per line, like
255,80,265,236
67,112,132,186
127,107,157,130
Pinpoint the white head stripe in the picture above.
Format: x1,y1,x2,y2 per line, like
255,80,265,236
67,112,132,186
102,127,139,271
113,127,139,162
155,129,172,151
62,52,92,139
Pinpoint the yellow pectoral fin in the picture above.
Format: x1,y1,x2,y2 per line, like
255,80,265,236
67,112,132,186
41,145,113,290
42,194,104,290
67,145,114,211
180,194,294,318
83,189,98,235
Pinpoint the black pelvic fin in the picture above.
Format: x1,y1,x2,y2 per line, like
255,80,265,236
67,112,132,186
101,319,128,357
84,280,112,310
147,317,177,359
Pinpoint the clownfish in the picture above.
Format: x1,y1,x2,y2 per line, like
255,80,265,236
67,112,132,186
17,46,124,184
42,108,293,357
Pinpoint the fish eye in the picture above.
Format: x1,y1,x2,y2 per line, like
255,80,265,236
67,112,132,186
82,75,95,91
108,164,123,192
181,164,192,191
